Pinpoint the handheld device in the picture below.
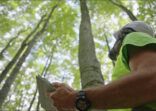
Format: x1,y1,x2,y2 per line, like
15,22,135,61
36,75,58,111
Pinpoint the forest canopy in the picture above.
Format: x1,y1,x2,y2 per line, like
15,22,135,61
0,0,155,111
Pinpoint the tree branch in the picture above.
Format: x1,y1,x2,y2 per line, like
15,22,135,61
0,5,57,108
110,0,137,21
0,15,46,84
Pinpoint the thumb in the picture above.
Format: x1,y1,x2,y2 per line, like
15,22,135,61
46,91,56,98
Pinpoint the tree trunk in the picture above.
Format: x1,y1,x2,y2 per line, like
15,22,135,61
0,5,57,108
36,101,40,111
0,15,45,84
110,0,137,21
0,31,38,108
35,45,56,111
79,0,104,88
28,49,55,111
27,89,38,111
0,30,24,59
79,0,105,110
104,34,115,66
0,37,17,59
28,58,49,111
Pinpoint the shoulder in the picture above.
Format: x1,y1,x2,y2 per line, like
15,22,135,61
129,46,156,72
121,32,156,71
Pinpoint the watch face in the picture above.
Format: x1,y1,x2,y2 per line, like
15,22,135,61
77,99,88,110
76,91,91,111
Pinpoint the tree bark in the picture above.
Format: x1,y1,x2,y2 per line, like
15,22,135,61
0,5,57,108
110,0,137,21
0,30,39,108
79,0,104,88
0,15,45,84
79,0,105,110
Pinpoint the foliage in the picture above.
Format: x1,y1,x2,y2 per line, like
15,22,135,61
0,0,155,110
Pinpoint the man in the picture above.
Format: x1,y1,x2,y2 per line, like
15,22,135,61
48,21,156,111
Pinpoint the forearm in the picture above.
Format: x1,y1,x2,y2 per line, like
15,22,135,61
85,69,156,109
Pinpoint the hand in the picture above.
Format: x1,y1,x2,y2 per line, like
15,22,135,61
48,82,77,111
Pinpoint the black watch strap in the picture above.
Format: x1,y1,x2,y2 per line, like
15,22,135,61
75,91,91,111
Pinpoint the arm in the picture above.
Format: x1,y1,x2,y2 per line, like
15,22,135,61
85,47,156,109
49,47,156,110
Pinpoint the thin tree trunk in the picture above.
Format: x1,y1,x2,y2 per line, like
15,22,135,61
79,0,104,88
28,50,55,111
104,34,115,66
0,5,57,108
36,101,40,111
110,0,137,21
35,46,56,111
79,1,105,110
0,38,16,59
0,15,45,84
36,54,55,111
0,32,38,108
27,5,57,110
28,57,49,111
27,89,38,111
0,30,24,59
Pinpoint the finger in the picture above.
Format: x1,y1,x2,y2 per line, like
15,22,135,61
63,84,74,91
46,91,57,99
52,82,73,91
52,82,63,88
48,87,65,98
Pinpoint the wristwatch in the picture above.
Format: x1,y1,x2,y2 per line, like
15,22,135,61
75,91,91,111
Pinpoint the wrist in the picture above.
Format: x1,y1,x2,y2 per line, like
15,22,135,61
70,90,78,108
75,90,91,111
